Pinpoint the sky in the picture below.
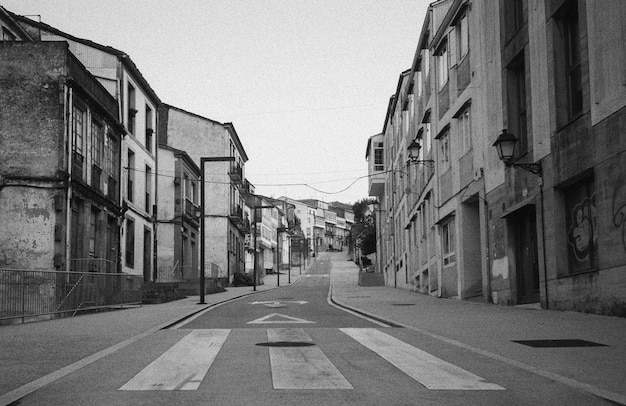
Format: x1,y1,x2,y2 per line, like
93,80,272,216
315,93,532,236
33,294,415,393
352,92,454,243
3,0,427,205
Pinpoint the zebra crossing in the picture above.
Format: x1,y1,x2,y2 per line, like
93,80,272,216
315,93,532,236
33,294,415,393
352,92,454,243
119,328,504,392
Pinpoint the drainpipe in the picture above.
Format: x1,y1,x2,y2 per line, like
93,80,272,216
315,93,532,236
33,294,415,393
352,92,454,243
539,178,549,309
64,86,73,273
481,168,492,302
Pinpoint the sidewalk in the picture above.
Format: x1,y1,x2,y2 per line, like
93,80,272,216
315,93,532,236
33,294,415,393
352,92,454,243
327,251,626,405
0,265,307,404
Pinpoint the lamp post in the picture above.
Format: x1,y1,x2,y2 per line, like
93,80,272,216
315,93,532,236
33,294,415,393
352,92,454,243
199,156,235,305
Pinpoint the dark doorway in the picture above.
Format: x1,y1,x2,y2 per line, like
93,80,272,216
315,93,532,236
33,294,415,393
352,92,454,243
511,206,540,304
143,228,151,282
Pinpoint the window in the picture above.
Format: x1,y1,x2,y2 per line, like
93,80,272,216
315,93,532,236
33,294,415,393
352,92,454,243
457,13,469,60
422,48,430,79
374,142,384,171
441,218,456,266
563,6,582,119
504,0,526,41
145,105,153,153
89,207,100,259
436,40,449,91
564,178,597,275
457,106,472,154
125,217,135,268
424,122,432,156
91,120,104,190
507,53,528,154
439,129,450,171
554,1,583,125
105,134,119,201
72,105,86,156
127,83,136,134
145,165,151,214
91,120,104,167
127,150,135,202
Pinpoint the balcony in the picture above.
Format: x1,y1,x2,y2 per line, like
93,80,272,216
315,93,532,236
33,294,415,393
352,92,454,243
368,171,385,198
229,205,247,232
229,164,243,185
181,197,199,223
240,179,254,196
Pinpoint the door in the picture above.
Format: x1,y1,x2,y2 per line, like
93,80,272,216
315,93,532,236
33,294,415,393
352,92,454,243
143,228,152,282
512,206,540,303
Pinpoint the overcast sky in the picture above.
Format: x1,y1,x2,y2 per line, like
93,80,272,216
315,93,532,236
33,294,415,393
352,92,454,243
3,0,427,205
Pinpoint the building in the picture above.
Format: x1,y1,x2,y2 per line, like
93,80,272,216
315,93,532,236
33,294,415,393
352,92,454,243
158,104,249,285
0,41,128,312
368,0,626,316
155,145,200,287
483,0,626,314
13,14,162,285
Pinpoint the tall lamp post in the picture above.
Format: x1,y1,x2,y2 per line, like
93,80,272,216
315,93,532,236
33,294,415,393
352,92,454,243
199,156,235,305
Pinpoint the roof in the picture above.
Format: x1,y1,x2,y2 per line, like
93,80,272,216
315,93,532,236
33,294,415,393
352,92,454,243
9,10,161,105
0,6,34,40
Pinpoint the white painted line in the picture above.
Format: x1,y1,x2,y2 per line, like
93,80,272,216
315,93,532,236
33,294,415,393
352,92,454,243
119,329,230,391
268,328,353,390
340,328,504,391
247,313,315,324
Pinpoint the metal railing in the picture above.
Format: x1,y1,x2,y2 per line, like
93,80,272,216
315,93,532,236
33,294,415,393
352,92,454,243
0,268,142,324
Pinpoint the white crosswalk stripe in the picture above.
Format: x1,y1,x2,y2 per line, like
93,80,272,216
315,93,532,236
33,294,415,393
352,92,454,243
268,328,352,389
119,329,230,391
118,328,504,392
341,328,505,390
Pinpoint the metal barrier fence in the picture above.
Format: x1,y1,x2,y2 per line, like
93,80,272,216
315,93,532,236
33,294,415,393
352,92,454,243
0,268,142,324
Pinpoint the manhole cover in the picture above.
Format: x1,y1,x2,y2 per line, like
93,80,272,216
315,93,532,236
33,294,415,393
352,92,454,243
512,339,607,348
392,303,416,306
256,342,316,348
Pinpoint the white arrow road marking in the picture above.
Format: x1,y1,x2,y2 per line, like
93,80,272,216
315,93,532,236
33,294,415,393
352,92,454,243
268,328,353,390
119,329,230,391
340,328,505,391
249,300,308,307
247,313,315,324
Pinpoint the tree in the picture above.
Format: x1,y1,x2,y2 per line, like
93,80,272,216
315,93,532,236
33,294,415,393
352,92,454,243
352,198,377,256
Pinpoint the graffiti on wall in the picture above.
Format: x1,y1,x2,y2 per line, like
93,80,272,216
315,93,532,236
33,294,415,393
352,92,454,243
565,179,598,272
613,179,626,252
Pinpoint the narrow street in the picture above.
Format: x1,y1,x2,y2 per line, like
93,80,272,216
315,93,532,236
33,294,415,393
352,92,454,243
3,252,618,406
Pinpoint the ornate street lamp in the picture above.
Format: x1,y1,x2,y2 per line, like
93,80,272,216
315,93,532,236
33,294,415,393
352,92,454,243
406,139,434,166
492,129,542,176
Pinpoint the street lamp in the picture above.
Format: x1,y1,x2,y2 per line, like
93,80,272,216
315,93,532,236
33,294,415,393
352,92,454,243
199,156,235,305
406,139,435,166
492,129,542,176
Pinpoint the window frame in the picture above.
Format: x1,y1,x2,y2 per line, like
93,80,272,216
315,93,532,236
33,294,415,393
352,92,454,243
441,218,456,266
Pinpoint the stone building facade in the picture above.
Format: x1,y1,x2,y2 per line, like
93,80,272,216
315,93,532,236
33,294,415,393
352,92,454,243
368,0,626,316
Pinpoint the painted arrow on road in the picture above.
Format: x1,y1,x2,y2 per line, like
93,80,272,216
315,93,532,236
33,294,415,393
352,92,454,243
249,300,308,307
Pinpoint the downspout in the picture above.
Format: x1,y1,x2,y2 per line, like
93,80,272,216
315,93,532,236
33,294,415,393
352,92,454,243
64,85,73,273
539,178,549,309
117,62,124,276
152,106,158,281
481,168,492,302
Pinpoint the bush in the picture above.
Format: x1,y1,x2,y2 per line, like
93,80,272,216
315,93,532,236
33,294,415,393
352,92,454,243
232,272,254,287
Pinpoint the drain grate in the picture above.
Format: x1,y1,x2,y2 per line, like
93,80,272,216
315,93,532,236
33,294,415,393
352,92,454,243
392,303,416,306
512,339,607,348
256,342,316,348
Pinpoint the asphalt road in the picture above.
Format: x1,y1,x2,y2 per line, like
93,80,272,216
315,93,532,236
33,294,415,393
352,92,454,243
12,255,614,405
